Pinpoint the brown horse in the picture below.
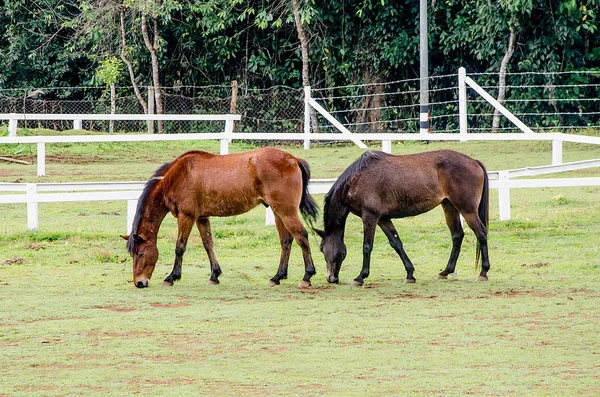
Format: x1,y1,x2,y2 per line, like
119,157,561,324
122,148,319,288
314,149,490,285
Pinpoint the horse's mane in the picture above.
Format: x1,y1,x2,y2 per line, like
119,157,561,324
126,161,172,254
323,150,388,233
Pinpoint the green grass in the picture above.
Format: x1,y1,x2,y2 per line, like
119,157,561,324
1,134,600,396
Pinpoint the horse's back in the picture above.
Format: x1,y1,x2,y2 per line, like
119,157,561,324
346,150,485,217
163,148,304,217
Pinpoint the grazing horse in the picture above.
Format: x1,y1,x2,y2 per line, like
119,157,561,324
314,149,490,285
122,148,319,288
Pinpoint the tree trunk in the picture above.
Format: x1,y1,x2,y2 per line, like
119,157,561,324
110,83,116,134
230,80,238,131
141,13,164,133
359,69,384,132
120,7,147,114
290,0,319,133
492,28,517,130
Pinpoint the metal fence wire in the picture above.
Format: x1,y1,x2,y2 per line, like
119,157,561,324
1,70,600,134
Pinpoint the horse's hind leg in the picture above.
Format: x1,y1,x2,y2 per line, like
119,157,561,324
438,200,465,279
163,214,195,286
461,213,491,281
196,217,222,285
378,218,416,283
268,214,293,286
273,209,316,288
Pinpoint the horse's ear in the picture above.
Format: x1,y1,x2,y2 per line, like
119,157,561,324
132,234,146,244
120,235,129,241
313,228,326,239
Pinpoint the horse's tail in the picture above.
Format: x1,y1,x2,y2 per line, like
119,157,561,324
297,158,319,226
475,160,489,269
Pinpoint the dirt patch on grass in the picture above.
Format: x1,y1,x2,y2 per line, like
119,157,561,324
94,305,137,312
487,289,558,298
47,154,103,164
2,257,26,265
522,262,552,268
150,300,191,309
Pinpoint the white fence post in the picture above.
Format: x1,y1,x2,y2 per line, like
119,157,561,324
26,183,39,230
382,140,392,153
221,119,233,155
498,171,511,221
9,115,17,137
458,67,467,141
304,86,311,150
37,142,46,177
73,119,83,130
127,199,137,235
265,206,275,226
552,140,563,165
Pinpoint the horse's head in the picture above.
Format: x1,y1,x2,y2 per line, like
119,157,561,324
314,229,346,284
121,234,159,288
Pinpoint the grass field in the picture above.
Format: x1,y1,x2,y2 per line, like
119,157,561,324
1,133,600,396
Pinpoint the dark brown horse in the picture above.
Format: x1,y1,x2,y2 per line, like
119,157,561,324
122,148,319,288
314,149,490,285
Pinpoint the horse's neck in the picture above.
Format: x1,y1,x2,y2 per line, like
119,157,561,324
324,200,349,236
137,189,169,242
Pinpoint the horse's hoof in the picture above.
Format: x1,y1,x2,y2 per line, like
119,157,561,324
403,278,416,284
161,280,174,287
207,279,220,285
298,280,311,288
268,279,280,286
436,274,448,280
476,275,488,282
350,280,364,287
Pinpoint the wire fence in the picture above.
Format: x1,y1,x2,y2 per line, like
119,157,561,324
2,70,600,134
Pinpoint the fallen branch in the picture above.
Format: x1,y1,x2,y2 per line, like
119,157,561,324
0,156,31,165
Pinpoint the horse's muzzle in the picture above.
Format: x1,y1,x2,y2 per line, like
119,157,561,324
135,279,149,288
326,274,339,284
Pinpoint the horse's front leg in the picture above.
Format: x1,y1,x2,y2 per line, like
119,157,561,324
163,214,195,286
378,218,416,283
196,217,222,285
352,213,378,286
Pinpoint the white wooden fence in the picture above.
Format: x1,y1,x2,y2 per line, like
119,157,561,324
2,68,600,230
0,179,335,232
2,158,599,231
1,113,240,176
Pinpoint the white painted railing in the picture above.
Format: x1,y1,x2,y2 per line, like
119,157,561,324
2,113,240,136
3,128,600,176
0,179,337,232
0,113,240,176
2,158,599,231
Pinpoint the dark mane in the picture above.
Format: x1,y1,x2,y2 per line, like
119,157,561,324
127,161,172,254
323,150,388,233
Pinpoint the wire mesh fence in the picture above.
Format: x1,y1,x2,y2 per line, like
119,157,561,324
2,70,600,135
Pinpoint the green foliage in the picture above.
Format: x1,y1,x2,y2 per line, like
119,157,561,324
95,57,123,86
2,0,600,93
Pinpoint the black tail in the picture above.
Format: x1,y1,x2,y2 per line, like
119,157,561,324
475,160,489,268
298,158,319,226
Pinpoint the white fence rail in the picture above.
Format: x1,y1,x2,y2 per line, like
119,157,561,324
2,158,599,231
0,180,336,232
3,127,600,176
